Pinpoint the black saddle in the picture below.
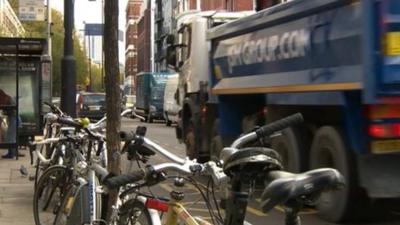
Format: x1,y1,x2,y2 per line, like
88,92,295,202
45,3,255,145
260,168,345,212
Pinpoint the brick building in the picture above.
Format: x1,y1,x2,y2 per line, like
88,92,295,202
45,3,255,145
125,0,143,92
137,4,151,73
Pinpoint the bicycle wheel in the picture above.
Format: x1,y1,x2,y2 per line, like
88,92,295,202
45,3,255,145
33,165,71,225
117,199,153,225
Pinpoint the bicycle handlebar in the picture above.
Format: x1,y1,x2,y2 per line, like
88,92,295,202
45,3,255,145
103,169,146,189
103,158,228,190
231,113,303,148
57,117,83,129
119,130,135,142
108,114,304,190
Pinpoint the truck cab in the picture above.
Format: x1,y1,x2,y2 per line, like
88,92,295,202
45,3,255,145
166,11,253,161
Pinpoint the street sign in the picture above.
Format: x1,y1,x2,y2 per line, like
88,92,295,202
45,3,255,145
85,24,103,36
19,0,45,21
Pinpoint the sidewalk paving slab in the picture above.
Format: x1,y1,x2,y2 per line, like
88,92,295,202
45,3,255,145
0,149,35,225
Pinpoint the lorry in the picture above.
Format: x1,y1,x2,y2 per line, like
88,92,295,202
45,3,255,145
135,72,171,123
167,0,400,223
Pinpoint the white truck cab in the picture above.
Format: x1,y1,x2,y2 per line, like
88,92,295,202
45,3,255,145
166,11,253,161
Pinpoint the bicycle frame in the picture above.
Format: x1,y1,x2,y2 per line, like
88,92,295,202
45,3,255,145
129,194,211,225
163,199,212,225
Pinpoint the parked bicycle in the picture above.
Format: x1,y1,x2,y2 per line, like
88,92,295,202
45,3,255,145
31,107,134,225
100,113,345,225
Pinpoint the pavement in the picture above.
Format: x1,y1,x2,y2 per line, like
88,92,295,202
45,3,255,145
0,148,35,225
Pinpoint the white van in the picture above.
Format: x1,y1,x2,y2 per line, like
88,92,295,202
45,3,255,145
163,74,180,126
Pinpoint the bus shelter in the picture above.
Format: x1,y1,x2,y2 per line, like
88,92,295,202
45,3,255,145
0,38,49,159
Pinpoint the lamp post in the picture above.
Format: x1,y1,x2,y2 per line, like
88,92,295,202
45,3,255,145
61,0,76,117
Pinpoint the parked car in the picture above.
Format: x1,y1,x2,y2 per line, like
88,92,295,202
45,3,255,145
76,92,106,120
163,74,180,126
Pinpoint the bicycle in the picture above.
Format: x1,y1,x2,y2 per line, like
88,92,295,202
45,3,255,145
32,120,99,225
102,113,345,225
48,109,143,225
32,102,66,188
32,109,130,225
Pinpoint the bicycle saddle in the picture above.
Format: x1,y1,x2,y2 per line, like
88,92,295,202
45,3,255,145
222,147,282,177
260,168,345,212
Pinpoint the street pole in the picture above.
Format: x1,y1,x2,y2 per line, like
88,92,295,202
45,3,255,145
101,0,104,90
88,35,92,91
150,0,155,72
42,0,52,106
61,0,76,117
47,0,52,57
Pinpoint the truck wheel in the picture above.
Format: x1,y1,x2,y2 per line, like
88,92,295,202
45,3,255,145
271,127,308,172
310,126,354,222
185,122,197,159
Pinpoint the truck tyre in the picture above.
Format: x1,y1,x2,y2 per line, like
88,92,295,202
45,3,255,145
185,121,197,159
271,127,308,173
310,126,354,222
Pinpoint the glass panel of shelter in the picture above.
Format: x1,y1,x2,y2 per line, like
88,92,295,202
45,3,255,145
0,54,18,148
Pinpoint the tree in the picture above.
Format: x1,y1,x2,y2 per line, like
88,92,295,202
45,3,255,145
103,0,121,221
8,4,90,96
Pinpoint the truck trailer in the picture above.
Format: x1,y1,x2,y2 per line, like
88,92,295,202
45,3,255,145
168,0,400,222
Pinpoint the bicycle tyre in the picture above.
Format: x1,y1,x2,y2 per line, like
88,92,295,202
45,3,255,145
118,198,153,225
33,165,71,225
